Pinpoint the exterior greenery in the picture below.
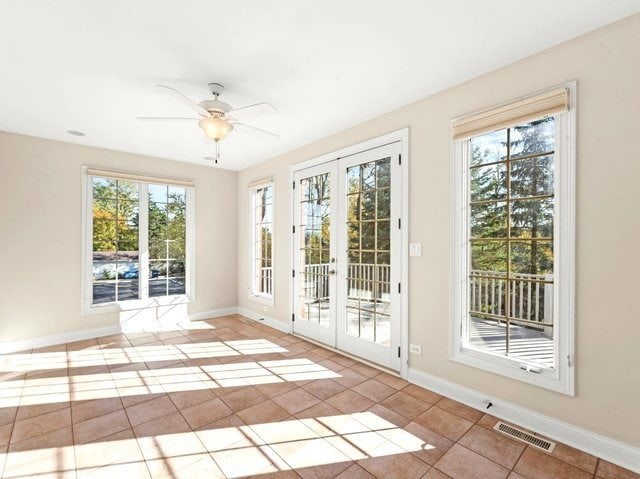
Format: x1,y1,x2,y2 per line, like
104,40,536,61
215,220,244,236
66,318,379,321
470,117,555,277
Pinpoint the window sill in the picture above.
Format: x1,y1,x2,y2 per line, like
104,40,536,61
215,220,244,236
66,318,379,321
450,345,574,396
82,294,192,316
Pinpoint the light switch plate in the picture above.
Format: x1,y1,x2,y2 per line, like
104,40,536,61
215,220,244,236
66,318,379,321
409,243,422,256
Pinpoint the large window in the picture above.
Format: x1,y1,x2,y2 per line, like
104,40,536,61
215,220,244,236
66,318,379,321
250,181,274,304
84,170,193,310
451,85,575,394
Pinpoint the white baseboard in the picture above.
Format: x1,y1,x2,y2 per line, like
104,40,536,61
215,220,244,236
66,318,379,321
408,367,640,474
0,325,122,354
236,307,291,334
188,307,238,322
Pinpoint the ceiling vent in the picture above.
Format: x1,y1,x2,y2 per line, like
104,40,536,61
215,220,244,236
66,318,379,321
493,421,556,453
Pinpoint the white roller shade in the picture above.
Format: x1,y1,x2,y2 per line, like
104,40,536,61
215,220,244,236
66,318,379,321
85,167,194,187
452,87,569,141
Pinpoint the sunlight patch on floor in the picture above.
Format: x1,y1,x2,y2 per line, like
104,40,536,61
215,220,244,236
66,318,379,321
0,339,288,373
0,357,341,407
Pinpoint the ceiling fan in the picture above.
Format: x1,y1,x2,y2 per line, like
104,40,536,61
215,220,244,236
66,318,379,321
138,82,278,163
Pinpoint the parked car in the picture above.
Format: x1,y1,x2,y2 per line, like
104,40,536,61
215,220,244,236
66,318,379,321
119,264,160,279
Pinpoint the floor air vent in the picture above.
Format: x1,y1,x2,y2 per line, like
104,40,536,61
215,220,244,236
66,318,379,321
493,421,556,453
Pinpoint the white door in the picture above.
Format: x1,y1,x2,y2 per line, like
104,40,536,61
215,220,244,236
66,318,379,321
293,142,402,371
292,162,339,346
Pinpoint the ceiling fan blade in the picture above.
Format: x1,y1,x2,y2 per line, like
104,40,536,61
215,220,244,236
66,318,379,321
228,102,276,121
157,85,209,117
137,116,200,121
233,122,280,139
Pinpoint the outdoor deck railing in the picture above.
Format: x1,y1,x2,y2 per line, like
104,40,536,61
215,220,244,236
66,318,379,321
290,263,391,301
469,269,553,325
258,267,272,296
263,266,552,325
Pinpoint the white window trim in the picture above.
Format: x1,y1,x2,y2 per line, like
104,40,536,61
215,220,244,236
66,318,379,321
81,167,196,316
248,179,275,307
449,82,576,395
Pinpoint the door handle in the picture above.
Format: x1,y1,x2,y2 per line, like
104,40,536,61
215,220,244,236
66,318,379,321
328,269,337,275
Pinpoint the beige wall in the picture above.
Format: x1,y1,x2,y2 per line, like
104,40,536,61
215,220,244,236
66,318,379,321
237,14,640,446
0,132,238,342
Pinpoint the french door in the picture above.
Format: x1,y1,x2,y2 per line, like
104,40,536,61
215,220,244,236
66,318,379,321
292,142,402,371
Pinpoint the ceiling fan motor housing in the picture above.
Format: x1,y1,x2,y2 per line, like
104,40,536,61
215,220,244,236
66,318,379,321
199,99,233,116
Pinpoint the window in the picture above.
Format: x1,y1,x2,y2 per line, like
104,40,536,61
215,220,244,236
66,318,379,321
250,181,274,304
84,169,194,311
451,84,575,394
148,184,188,297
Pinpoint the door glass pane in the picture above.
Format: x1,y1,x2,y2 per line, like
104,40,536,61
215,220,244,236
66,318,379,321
345,157,391,346
298,173,331,327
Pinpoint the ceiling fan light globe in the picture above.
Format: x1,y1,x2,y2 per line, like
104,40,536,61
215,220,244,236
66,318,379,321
198,117,233,141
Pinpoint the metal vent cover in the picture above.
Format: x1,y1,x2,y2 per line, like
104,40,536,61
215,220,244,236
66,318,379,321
493,421,556,453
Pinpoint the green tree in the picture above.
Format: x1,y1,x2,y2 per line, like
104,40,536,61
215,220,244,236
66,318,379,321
92,179,138,253
469,143,508,272
469,118,554,275
509,118,554,275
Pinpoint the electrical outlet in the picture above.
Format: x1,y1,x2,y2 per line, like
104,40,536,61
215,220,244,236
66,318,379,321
409,344,422,354
263,305,268,312
409,243,422,256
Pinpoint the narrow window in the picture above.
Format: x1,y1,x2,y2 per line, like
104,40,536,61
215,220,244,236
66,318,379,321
250,181,274,303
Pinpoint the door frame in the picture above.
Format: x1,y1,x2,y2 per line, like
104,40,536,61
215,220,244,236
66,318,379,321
288,128,409,378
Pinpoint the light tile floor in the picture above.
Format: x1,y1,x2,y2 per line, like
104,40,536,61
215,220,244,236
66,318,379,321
0,314,637,479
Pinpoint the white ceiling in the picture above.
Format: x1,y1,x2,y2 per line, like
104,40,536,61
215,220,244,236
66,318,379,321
1,1,638,171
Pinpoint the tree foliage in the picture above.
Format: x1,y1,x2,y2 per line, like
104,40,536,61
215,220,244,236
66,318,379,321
470,118,555,276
